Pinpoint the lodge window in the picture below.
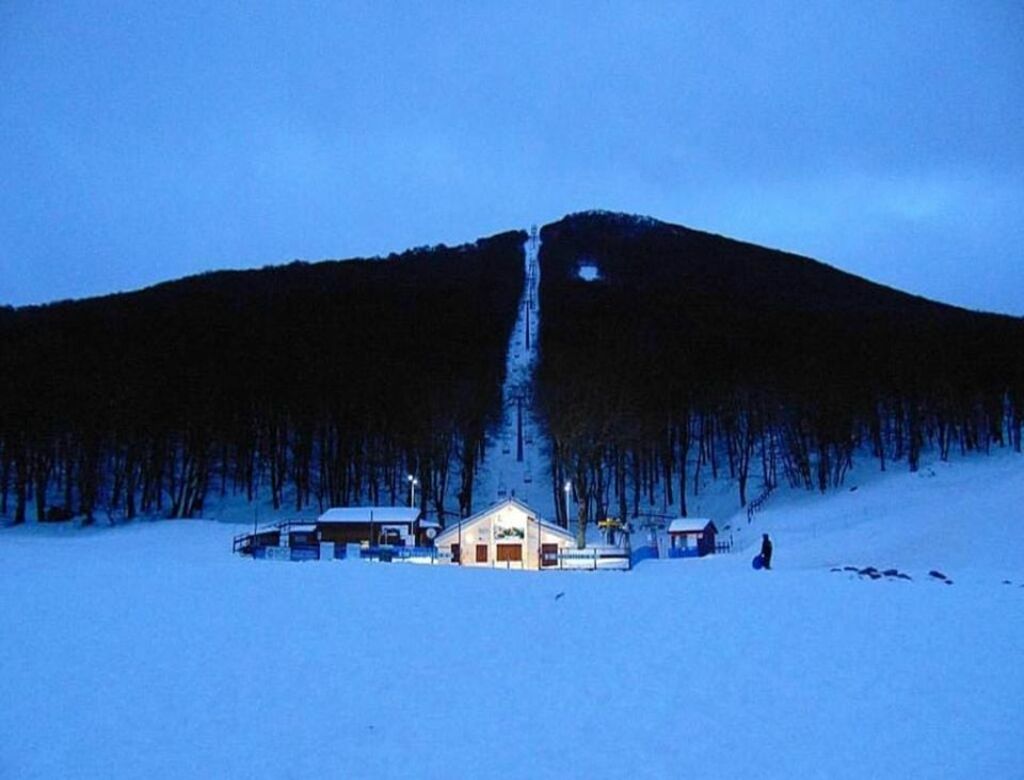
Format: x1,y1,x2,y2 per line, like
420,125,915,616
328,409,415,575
496,544,522,562
476,544,488,563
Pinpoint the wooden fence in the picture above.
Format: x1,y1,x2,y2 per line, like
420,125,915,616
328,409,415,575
746,484,775,523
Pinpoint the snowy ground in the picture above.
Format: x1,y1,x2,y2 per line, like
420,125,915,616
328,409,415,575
1,450,1022,778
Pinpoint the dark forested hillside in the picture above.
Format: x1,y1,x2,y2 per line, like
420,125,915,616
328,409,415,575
537,211,1024,540
3,211,1021,535
0,232,526,523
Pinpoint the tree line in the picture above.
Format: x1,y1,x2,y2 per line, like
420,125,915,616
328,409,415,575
0,231,526,525
536,212,1024,545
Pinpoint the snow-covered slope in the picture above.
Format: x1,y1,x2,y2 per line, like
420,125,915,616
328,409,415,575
730,448,1024,581
1,451,1022,779
474,228,554,514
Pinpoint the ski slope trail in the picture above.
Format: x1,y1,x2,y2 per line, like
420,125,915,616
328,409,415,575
473,227,555,518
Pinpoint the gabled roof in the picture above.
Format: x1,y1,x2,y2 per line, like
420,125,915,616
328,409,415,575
434,497,573,543
495,495,539,519
668,518,717,534
317,507,420,525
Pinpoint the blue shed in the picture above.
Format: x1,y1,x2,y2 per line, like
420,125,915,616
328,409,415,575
667,518,718,558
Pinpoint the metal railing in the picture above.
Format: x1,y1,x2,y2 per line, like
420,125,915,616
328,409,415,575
232,533,250,554
557,547,631,570
233,518,316,555
359,546,439,562
239,536,443,564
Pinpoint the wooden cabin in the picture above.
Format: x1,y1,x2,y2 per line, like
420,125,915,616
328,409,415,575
434,497,574,569
667,518,718,558
316,507,423,547
234,506,436,561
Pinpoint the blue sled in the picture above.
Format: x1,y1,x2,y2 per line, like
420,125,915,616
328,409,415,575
751,554,764,570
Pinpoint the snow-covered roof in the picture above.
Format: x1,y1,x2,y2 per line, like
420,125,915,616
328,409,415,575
317,507,420,525
668,518,716,534
434,497,572,543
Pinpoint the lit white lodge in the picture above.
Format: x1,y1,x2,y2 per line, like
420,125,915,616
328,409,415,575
434,497,574,569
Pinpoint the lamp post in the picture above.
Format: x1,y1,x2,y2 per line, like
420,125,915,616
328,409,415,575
563,480,572,530
407,474,419,508
535,513,541,570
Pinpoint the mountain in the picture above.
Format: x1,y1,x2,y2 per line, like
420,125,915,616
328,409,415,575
0,211,1021,531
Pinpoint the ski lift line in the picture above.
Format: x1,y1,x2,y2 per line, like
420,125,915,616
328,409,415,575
474,226,551,516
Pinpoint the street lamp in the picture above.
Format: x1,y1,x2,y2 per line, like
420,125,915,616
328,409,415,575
407,474,419,508
563,481,572,529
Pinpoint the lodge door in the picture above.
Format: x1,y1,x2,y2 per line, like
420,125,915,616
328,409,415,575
541,544,558,568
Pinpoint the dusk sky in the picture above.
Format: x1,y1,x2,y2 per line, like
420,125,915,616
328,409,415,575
2,1,1022,313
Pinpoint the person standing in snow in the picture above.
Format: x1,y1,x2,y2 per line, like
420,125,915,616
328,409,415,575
760,533,773,570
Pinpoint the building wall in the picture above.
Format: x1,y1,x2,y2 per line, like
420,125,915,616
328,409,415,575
669,527,717,557
436,504,572,569
318,523,413,546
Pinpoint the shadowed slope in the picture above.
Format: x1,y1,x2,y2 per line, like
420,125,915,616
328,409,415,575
0,231,526,523
536,211,1023,533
